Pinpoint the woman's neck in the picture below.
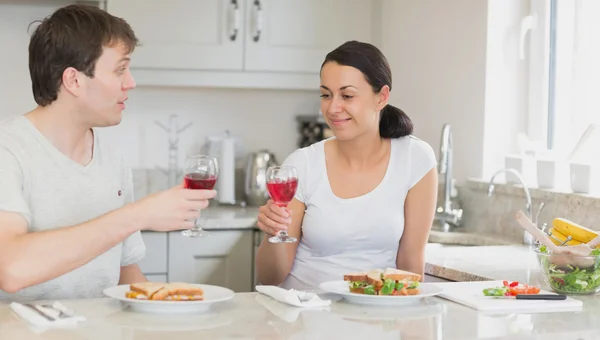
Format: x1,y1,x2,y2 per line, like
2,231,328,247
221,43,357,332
332,133,390,170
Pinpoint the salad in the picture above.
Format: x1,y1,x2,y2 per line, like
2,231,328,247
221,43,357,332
483,280,540,296
537,245,600,294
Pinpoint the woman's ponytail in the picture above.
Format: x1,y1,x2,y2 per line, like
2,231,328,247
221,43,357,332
379,104,413,138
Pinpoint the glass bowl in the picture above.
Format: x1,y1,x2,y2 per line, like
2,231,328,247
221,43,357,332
536,247,600,295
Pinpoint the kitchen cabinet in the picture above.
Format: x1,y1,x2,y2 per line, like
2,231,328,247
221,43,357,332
137,232,168,276
105,0,381,89
145,274,168,282
168,230,255,293
107,0,244,71
244,0,377,73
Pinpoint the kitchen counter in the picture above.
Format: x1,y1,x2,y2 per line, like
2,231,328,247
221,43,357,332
3,245,600,339
2,287,600,339
424,244,543,284
192,204,259,230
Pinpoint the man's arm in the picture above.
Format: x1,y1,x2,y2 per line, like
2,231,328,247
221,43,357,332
0,207,140,293
0,185,215,293
119,264,147,285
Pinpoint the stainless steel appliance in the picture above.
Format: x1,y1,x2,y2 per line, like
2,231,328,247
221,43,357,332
244,150,278,206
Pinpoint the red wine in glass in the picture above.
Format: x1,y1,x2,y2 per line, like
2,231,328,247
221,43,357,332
266,166,298,243
181,155,218,238
266,179,298,206
184,174,217,190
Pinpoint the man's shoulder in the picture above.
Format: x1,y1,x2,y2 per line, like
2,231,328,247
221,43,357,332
0,115,35,151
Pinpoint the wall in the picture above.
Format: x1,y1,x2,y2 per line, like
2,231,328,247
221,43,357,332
0,2,60,118
380,0,530,183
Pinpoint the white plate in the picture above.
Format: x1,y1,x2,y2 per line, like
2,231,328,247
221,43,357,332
103,284,235,314
319,281,443,306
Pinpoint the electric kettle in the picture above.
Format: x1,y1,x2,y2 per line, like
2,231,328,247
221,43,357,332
244,150,278,206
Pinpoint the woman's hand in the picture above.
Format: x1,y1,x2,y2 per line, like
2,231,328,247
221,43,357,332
257,200,292,236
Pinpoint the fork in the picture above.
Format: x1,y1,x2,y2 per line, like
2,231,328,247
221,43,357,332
294,291,316,302
24,304,56,321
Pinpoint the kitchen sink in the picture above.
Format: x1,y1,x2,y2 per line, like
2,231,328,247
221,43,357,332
428,230,514,246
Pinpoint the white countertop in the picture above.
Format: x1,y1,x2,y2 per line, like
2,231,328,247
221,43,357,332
190,205,259,230
424,244,544,284
1,289,600,340
3,245,600,339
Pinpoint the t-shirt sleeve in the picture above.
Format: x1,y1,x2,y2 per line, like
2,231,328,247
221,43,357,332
120,161,146,266
281,148,308,203
0,146,31,227
409,138,438,189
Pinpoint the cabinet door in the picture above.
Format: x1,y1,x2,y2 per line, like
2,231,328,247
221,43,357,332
137,232,167,275
107,0,244,71
244,0,377,73
168,230,254,292
146,274,168,282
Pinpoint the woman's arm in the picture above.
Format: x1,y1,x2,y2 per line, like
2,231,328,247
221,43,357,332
396,168,438,280
255,198,305,285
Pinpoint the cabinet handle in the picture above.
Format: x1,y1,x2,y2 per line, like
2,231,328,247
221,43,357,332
252,0,263,42
228,0,240,41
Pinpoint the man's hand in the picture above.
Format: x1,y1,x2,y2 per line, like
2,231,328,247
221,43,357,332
132,185,217,232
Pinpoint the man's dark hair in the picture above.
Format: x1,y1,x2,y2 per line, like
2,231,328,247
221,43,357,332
28,5,139,106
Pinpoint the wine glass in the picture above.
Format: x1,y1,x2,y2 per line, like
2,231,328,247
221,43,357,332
266,166,298,243
181,154,218,237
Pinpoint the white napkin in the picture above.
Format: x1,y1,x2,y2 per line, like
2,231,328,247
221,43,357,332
255,294,329,323
255,285,331,308
10,301,86,333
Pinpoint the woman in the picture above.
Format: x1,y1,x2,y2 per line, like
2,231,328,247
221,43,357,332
255,41,438,290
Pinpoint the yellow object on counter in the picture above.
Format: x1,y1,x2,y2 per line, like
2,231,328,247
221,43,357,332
552,218,599,243
548,227,583,246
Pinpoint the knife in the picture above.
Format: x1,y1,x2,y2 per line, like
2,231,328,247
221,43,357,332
487,294,567,300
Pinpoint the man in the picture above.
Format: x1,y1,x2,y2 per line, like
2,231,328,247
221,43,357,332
0,5,215,301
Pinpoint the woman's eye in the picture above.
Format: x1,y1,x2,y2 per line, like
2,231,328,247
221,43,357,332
320,94,330,98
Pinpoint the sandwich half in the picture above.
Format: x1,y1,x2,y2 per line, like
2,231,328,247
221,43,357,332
343,268,421,296
125,282,204,301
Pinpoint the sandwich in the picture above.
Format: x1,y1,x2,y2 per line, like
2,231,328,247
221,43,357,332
125,282,204,301
343,268,421,296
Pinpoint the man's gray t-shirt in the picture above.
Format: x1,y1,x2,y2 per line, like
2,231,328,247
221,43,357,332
0,115,146,302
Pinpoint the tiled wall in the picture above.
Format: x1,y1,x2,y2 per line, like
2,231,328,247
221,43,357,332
457,179,600,243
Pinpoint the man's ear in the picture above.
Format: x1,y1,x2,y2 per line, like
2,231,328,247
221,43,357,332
61,67,82,97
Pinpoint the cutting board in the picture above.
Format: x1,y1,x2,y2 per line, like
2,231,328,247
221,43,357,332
432,281,583,313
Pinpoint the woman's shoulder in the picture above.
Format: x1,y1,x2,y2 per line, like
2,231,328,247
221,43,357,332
391,135,436,157
285,138,328,164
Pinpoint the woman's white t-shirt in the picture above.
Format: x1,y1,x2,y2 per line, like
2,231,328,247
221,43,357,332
279,136,437,290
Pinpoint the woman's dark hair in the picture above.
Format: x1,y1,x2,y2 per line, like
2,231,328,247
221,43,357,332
321,40,413,138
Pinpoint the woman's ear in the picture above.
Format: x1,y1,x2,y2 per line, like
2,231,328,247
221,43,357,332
377,85,390,111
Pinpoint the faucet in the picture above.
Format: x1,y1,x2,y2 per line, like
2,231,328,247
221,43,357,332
488,168,544,245
433,124,463,232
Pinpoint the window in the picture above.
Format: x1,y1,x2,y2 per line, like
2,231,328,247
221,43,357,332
530,0,600,160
